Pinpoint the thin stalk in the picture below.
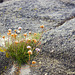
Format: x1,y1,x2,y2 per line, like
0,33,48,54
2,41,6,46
8,35,9,46
29,54,30,61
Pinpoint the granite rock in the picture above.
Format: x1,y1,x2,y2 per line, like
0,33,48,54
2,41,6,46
0,52,13,74
0,0,75,75
0,0,75,34
30,18,75,75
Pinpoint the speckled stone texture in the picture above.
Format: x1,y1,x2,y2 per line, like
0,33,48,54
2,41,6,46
0,0,75,75
0,0,75,34
30,18,75,75
0,52,13,74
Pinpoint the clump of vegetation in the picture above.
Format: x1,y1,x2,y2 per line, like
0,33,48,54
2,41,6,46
2,25,44,67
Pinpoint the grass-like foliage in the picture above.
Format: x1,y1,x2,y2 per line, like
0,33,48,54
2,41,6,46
2,25,44,66
7,33,41,65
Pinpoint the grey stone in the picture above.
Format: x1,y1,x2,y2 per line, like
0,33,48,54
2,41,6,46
60,0,75,4
40,18,75,74
0,0,75,34
0,0,75,74
30,18,75,75
0,52,13,74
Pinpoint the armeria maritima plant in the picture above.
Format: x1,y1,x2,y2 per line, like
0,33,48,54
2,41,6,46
1,25,45,67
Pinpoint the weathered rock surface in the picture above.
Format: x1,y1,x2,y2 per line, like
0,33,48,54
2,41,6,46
31,18,75,75
60,0,75,4
0,0,75,75
0,0,75,34
0,52,13,74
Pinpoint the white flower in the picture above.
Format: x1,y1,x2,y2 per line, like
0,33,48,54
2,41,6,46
17,30,20,34
29,31,31,34
8,29,11,32
18,27,22,30
27,46,31,49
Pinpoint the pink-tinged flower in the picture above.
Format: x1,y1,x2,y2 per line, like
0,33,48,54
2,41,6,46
18,27,22,30
27,46,31,49
29,31,31,34
28,50,32,55
35,48,40,52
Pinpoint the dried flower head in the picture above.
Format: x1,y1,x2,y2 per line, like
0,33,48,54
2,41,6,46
11,34,14,37
33,39,37,43
14,33,17,38
34,33,37,36
27,46,31,49
18,27,22,30
29,31,31,34
8,29,11,32
15,41,18,44
2,36,5,39
40,25,44,28
23,33,27,37
7,32,11,36
32,61,36,64
14,33,17,36
7,33,9,36
28,50,32,55
9,32,11,35
14,30,17,32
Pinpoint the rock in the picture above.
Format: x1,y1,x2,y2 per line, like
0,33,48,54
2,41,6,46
30,18,75,75
0,52,13,74
39,18,75,74
0,0,75,74
60,0,75,4
20,65,31,75
0,0,75,34
30,52,67,75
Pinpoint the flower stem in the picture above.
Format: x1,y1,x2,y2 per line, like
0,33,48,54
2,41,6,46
8,35,9,46
29,54,30,61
